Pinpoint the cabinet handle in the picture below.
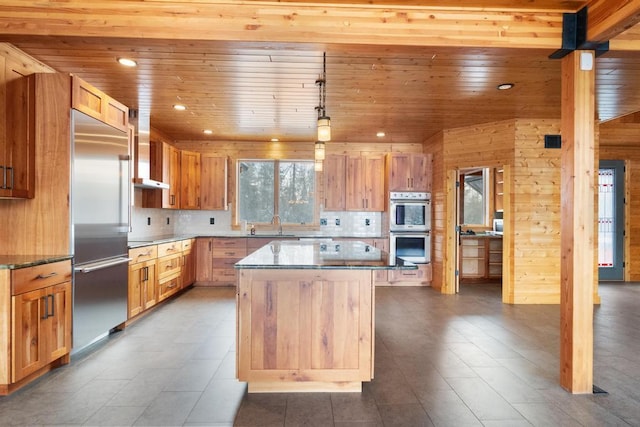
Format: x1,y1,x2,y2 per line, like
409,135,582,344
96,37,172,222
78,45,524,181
48,294,55,317
0,166,5,189
36,272,58,279
6,167,13,189
41,296,49,320
197,197,200,207
209,241,212,251
170,194,175,205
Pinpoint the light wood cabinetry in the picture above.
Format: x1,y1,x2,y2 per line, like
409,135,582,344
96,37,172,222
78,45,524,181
200,155,228,210
1,260,72,394
237,268,374,392
196,237,214,282
386,153,431,192
127,239,194,320
460,236,502,282
323,154,346,210
211,238,247,285
180,150,201,210
143,141,181,209
71,75,128,132
387,263,432,285
494,168,504,212
181,238,196,288
346,154,385,211
128,245,158,319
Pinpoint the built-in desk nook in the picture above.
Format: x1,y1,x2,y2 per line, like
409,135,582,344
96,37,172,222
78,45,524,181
234,240,415,393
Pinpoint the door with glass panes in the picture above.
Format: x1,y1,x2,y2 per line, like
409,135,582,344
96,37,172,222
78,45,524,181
598,160,625,281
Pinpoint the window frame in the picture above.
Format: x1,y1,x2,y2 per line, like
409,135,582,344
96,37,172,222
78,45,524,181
235,159,319,230
459,167,490,227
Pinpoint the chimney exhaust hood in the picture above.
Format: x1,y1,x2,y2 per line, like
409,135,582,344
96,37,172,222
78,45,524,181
130,109,169,190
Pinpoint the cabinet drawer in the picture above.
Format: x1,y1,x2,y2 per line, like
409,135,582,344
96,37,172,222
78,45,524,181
212,247,247,258
388,264,431,283
12,260,72,295
212,238,246,250
181,239,194,252
158,274,181,301
129,245,158,263
157,253,182,279
212,257,241,268
210,268,237,282
158,241,182,257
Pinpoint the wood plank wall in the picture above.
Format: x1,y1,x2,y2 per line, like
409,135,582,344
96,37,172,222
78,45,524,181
0,44,70,255
425,118,592,304
599,119,640,281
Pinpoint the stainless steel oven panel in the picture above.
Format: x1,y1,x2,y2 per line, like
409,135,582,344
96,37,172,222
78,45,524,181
389,200,431,232
390,232,430,264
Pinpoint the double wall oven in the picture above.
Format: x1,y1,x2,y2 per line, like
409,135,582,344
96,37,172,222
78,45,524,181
389,192,431,264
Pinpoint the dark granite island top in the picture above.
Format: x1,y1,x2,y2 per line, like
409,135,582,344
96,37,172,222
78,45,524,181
235,240,411,394
235,240,416,270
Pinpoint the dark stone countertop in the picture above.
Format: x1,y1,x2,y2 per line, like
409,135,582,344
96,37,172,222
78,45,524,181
235,240,417,270
0,254,73,270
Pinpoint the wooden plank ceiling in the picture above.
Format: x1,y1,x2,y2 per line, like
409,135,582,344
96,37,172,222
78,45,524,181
2,0,640,145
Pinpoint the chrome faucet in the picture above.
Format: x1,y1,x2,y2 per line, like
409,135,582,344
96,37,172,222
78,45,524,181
271,215,283,235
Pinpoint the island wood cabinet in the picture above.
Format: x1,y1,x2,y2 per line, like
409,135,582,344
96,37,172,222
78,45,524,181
237,269,374,392
323,154,384,212
128,245,158,319
386,153,431,192
200,155,228,210
71,75,129,132
180,150,201,210
1,260,72,395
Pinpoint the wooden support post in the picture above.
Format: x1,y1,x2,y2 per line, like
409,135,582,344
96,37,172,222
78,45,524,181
560,50,595,393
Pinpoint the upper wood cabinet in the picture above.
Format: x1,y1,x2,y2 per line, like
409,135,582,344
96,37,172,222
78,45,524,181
200,155,228,210
180,150,201,210
71,75,128,132
386,153,431,192
323,154,346,211
143,140,181,209
1,69,36,199
346,154,385,212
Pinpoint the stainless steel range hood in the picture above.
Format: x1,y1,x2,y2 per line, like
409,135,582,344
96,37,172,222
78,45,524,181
130,109,169,190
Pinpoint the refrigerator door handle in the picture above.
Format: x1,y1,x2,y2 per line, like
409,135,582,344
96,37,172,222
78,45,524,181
75,257,131,274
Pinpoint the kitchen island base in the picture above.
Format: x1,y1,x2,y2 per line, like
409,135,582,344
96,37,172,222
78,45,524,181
237,269,374,393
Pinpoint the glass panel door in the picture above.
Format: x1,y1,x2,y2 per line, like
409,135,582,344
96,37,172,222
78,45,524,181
598,160,624,281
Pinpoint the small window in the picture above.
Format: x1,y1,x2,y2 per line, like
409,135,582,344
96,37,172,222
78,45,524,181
460,168,488,226
237,160,316,225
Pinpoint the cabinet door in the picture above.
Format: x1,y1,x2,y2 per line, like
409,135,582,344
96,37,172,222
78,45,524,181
182,248,196,288
45,281,72,361
410,154,430,192
180,150,201,209
346,155,366,210
167,144,181,209
71,76,128,132
12,288,46,382
195,238,214,282
128,262,145,318
142,261,158,310
323,154,346,210
200,155,228,210
364,155,385,211
387,153,413,192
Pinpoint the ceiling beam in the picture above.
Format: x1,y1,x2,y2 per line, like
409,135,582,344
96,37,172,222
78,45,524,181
0,1,566,49
586,0,640,42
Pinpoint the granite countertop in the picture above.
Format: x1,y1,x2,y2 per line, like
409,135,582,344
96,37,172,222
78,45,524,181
235,240,417,270
127,234,387,248
460,232,503,238
0,254,73,270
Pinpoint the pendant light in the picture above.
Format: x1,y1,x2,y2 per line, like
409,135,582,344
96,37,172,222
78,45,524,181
316,52,330,142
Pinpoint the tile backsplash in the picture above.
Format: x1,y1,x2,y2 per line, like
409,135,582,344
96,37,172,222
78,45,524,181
129,189,383,239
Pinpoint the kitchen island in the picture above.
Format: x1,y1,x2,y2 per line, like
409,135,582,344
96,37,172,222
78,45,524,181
235,240,416,393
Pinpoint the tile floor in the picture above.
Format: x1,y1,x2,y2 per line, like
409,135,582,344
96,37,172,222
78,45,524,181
0,282,639,426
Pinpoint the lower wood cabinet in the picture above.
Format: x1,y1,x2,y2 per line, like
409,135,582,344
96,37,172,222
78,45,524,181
460,236,503,282
1,260,72,395
196,237,246,286
387,263,432,284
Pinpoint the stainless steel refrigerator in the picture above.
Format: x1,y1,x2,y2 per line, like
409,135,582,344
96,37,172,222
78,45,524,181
71,110,130,352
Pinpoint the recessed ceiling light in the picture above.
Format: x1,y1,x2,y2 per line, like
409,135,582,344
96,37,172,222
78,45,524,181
497,83,515,90
376,131,386,138
173,104,187,111
117,57,137,67
203,129,213,135
271,138,279,142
